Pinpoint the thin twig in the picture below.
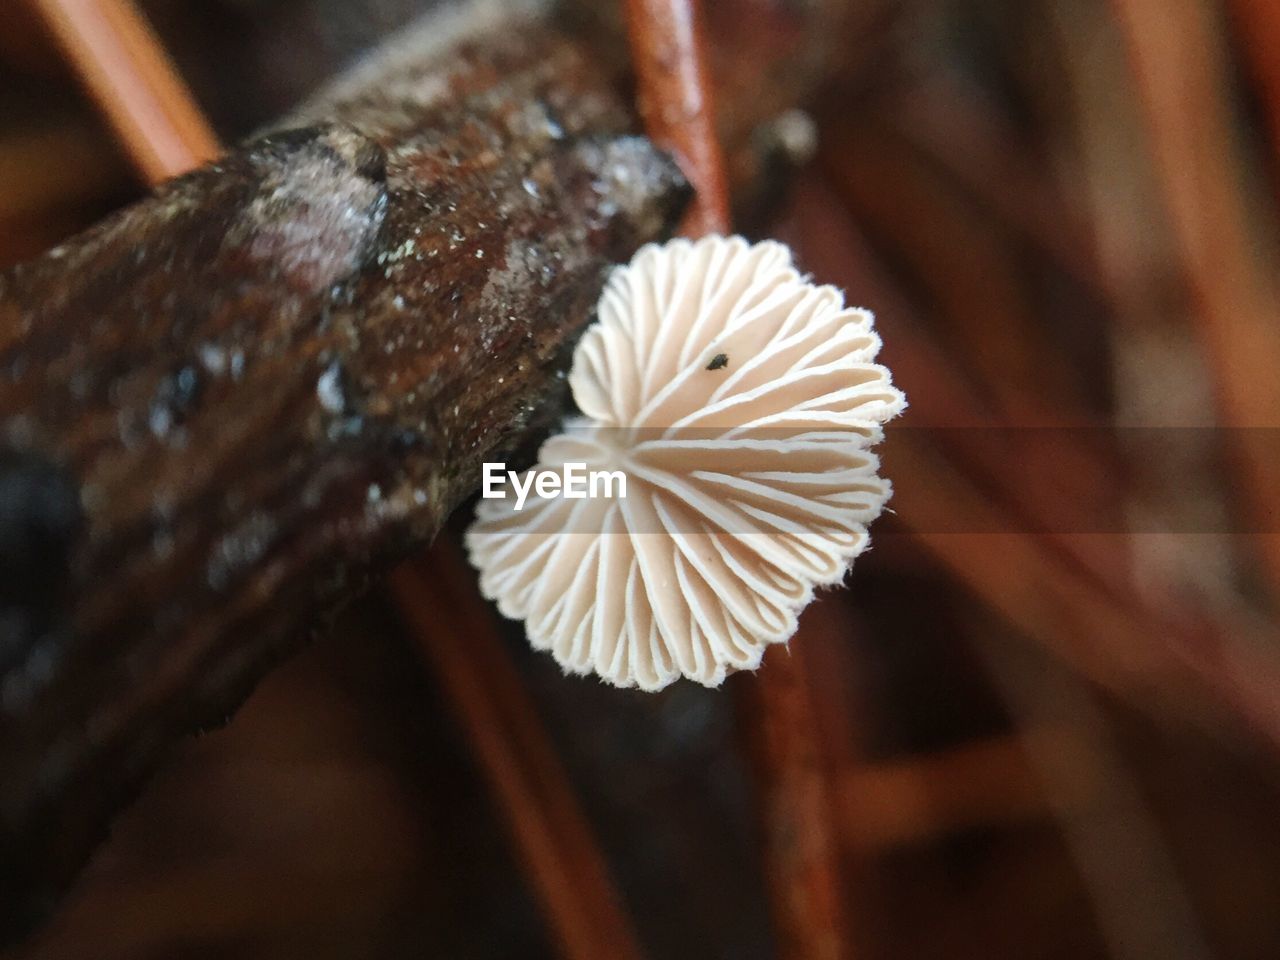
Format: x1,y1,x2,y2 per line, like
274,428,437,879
788,173,1135,600
972,629,1213,960
739,645,855,960
1109,0,1280,604
839,731,1075,849
624,0,731,234
391,548,647,960
889,429,1280,752
790,173,1280,754
888,78,1104,296
26,0,220,181
624,1,852,956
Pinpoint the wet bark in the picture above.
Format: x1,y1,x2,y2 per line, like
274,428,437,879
0,0,873,940
0,15,686,940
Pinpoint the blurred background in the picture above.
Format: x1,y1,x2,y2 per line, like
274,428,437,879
2,0,1280,957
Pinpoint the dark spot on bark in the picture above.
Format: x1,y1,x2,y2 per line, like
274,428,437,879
0,448,81,672
391,428,427,455
149,364,202,438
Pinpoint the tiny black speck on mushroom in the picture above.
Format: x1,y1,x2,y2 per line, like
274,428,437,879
706,353,729,371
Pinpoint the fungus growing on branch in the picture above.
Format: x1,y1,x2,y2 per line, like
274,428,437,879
467,235,905,690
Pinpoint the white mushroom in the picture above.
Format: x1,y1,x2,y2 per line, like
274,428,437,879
465,235,905,690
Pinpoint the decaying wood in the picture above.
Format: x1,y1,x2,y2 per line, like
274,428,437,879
0,12,688,941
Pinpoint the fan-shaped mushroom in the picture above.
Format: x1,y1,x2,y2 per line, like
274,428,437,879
466,235,905,690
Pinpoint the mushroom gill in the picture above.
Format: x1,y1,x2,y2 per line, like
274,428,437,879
465,235,906,690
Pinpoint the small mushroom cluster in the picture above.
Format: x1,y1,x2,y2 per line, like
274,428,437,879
466,235,905,690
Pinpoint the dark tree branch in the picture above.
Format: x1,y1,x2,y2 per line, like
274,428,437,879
0,14,686,940
0,0,875,940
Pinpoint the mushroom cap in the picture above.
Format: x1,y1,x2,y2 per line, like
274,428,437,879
466,235,905,691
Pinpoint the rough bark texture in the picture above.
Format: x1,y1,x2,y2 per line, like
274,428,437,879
0,0,885,940
0,11,687,940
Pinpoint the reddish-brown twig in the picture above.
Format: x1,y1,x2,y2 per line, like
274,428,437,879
791,172,1280,754
889,429,1280,752
624,0,731,234
1109,0,1280,605
391,549,646,960
788,172,1136,600
738,643,856,960
26,0,219,181
888,80,1104,297
839,732,1073,849
624,2,852,956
